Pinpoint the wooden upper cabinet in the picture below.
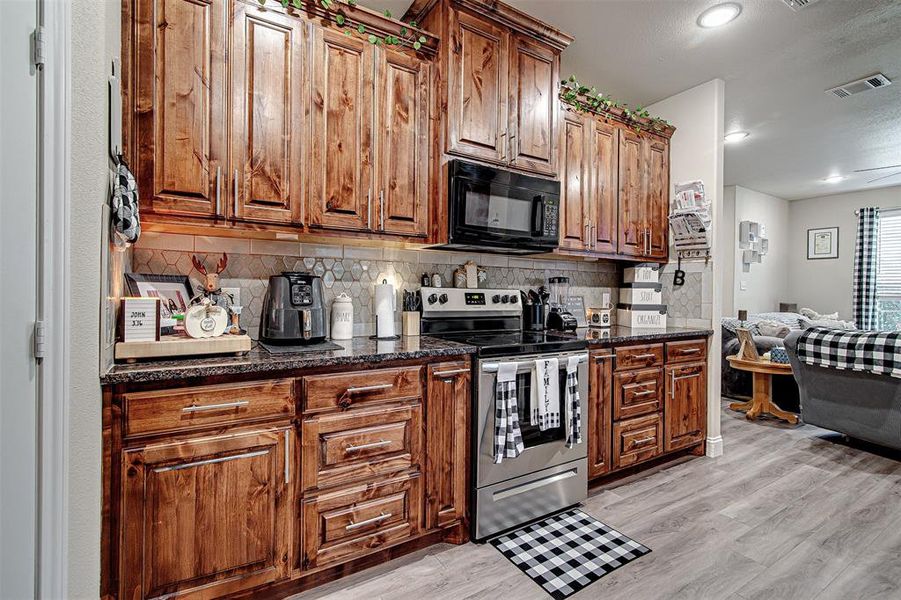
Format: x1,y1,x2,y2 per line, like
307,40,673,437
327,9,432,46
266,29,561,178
231,4,306,224
447,9,509,164
375,48,430,237
120,428,291,599
508,34,558,176
617,128,646,258
558,111,590,251
134,0,227,219
591,120,619,254
646,137,670,260
664,362,707,452
308,27,374,232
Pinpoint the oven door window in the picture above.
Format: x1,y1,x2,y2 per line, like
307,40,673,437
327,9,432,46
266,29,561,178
456,180,543,238
514,369,566,448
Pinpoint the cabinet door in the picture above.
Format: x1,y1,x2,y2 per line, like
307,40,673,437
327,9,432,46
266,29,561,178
308,27,374,232
447,9,509,164
374,48,430,237
591,120,619,254
588,352,612,479
617,128,646,257
646,137,670,260
231,4,306,224
425,361,470,531
558,111,590,251
120,428,291,600
664,362,707,452
134,0,227,218
508,34,558,176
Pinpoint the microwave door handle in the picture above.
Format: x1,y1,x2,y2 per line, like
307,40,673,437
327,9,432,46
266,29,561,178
532,195,545,236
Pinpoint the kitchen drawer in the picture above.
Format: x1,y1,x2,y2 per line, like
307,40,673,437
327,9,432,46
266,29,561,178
301,474,422,570
615,344,664,371
612,413,662,469
665,339,708,364
302,403,422,492
613,367,663,420
123,379,294,437
302,366,422,413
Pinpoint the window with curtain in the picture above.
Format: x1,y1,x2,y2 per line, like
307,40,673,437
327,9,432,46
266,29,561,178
876,209,901,330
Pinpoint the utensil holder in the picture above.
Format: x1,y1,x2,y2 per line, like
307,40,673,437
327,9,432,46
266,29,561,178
402,311,420,337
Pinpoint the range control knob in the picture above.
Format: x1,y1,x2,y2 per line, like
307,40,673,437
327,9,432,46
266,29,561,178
509,295,519,304
439,293,449,305
428,294,438,305
501,295,510,304
492,294,501,304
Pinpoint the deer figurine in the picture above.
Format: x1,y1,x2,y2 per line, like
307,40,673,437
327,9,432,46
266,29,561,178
191,253,230,305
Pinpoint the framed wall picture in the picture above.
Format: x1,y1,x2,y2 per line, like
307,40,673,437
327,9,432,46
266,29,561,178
807,227,839,260
124,273,195,318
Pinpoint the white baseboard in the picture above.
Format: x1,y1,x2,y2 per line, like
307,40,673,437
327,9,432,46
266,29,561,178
706,435,724,458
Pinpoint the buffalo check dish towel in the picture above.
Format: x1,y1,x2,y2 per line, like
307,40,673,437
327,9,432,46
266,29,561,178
490,509,651,600
564,355,582,448
494,362,525,464
797,327,901,379
531,358,560,430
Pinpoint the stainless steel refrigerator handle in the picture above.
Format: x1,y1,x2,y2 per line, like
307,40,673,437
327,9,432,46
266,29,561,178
482,353,589,373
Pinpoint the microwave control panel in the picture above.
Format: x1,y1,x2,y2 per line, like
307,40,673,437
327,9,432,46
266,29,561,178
543,198,559,237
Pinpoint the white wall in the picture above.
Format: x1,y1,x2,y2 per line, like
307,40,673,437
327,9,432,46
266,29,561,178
787,185,901,321
69,0,120,597
723,186,736,316
647,79,725,457
730,186,790,315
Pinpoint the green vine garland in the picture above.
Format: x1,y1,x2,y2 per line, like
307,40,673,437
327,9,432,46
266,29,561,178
259,0,428,49
560,75,672,134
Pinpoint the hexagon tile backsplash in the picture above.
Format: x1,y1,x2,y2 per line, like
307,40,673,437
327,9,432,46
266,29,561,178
132,234,622,338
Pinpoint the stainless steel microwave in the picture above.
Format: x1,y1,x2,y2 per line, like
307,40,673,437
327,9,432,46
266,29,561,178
437,160,560,255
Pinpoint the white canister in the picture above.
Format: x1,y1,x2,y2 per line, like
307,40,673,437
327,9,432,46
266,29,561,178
330,293,354,340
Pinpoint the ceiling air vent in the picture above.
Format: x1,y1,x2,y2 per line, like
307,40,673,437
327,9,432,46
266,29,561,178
781,0,822,10
826,74,892,99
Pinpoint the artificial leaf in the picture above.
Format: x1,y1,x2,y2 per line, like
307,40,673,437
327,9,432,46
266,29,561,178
413,41,422,50
368,34,378,43
357,24,366,33
418,35,426,43
384,9,392,17
335,13,345,24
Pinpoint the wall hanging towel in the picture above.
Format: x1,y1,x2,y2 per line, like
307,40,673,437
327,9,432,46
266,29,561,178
494,362,524,464
111,155,140,245
564,355,583,448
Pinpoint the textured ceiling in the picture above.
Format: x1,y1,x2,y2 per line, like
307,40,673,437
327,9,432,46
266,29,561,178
361,0,901,200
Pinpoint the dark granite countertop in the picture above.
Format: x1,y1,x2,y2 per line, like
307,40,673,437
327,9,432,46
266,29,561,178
562,326,713,346
101,336,477,386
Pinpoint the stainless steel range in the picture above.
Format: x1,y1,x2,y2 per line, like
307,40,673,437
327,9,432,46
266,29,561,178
421,287,589,540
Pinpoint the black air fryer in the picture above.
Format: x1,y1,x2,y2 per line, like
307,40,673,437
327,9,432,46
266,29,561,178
259,272,326,344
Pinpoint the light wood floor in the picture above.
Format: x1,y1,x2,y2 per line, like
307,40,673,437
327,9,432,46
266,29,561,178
292,401,901,600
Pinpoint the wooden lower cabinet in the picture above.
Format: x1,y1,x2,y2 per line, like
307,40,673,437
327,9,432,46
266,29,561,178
590,336,708,481
120,427,292,599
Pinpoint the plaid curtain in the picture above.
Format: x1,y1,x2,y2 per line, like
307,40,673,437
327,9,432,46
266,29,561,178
853,207,880,330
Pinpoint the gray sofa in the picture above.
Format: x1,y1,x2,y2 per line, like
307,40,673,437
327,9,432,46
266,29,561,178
784,330,901,451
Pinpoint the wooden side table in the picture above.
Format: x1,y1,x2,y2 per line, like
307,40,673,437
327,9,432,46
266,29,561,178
726,355,799,425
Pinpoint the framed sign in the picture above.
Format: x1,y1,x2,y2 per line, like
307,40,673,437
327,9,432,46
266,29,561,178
807,227,839,260
124,273,195,317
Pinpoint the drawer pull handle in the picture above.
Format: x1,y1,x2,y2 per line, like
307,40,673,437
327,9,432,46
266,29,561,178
346,511,392,531
678,348,702,354
632,353,657,360
674,373,702,382
433,368,470,377
182,400,250,413
632,390,656,397
346,383,394,394
345,439,391,453
630,436,655,447
153,449,270,473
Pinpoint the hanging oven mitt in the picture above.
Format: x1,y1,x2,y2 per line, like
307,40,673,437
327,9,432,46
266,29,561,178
531,357,560,430
111,155,140,246
564,355,583,448
494,362,524,464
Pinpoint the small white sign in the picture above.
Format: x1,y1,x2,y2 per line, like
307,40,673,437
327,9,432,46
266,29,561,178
121,297,160,342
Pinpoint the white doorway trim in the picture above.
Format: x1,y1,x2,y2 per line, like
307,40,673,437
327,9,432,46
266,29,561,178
37,0,71,596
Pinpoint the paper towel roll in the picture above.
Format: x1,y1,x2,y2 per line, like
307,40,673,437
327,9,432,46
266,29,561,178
374,280,396,339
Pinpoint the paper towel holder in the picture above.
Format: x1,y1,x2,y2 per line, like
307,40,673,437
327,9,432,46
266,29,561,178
371,279,402,341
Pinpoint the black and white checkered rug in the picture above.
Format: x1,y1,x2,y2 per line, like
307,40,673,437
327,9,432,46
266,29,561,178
490,509,651,599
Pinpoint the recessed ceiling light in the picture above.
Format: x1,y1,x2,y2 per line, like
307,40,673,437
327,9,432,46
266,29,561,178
698,3,743,28
823,175,845,184
724,131,749,143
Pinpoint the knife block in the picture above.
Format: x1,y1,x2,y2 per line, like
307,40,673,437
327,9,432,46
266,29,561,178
402,311,420,337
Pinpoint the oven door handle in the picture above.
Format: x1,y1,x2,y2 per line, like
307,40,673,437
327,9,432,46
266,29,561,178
482,353,588,373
